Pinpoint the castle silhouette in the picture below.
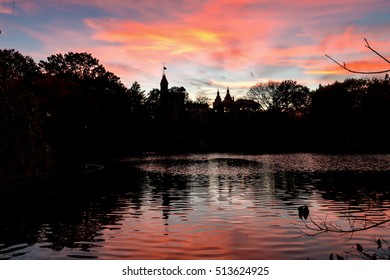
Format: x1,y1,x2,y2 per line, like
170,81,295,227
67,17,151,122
160,67,185,121
159,67,259,118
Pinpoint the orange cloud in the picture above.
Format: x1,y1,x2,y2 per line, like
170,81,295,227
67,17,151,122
0,6,12,14
82,0,281,78
6,0,390,97
86,19,228,55
209,80,257,89
310,60,390,76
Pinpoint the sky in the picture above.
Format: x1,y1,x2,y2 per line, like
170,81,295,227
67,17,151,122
1,0,390,101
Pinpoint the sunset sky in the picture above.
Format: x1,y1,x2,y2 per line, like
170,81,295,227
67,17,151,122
1,0,390,100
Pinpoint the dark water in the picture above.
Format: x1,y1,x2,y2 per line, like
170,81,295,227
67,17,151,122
1,153,390,260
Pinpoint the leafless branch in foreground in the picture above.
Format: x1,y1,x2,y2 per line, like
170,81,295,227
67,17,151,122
326,38,390,74
297,208,390,259
301,214,390,237
296,206,390,237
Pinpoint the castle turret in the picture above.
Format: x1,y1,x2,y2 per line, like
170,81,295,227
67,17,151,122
213,89,223,113
160,73,168,93
160,66,169,116
223,87,234,112
160,64,184,122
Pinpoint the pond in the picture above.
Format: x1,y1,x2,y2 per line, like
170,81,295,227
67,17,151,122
1,153,390,260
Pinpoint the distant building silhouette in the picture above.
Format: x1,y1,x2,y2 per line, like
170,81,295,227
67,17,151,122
223,87,234,112
159,69,259,118
232,99,260,112
212,89,223,113
212,88,259,113
160,67,185,122
213,88,235,112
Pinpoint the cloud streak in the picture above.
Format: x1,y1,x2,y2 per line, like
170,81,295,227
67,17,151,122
2,0,390,99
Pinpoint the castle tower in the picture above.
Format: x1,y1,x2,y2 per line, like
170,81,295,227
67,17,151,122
160,65,170,116
159,64,185,122
213,89,223,113
160,67,169,93
224,87,233,102
223,87,234,112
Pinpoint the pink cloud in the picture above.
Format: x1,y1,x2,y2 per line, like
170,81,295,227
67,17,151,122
0,6,12,15
0,0,45,14
6,0,390,97
83,0,283,76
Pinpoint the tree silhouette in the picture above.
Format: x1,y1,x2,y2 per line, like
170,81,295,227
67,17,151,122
39,52,108,79
5,46,390,177
309,77,390,151
276,80,311,115
169,86,189,103
122,81,154,153
145,88,161,119
247,81,278,111
195,90,211,105
126,81,146,113
247,80,310,114
38,52,128,160
0,49,51,176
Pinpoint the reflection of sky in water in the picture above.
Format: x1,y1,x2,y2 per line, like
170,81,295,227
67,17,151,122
110,154,390,259
2,154,390,259
128,153,390,174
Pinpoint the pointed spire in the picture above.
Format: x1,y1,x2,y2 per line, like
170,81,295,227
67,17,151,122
213,88,222,110
225,87,231,99
160,62,168,92
163,62,167,74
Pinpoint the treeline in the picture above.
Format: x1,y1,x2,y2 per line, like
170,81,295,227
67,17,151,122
215,77,390,153
2,49,390,178
1,49,150,177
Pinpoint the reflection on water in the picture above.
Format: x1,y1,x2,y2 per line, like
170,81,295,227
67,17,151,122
1,153,390,259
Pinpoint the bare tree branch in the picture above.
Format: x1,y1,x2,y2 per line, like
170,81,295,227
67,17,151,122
364,38,390,64
326,38,390,74
297,206,390,259
297,207,390,237
303,214,390,236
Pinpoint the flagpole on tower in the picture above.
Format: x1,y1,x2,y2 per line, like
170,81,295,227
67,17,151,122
163,62,167,75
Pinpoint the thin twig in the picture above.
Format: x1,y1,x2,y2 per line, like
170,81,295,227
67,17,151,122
305,215,390,234
325,54,390,74
364,38,390,64
326,38,390,74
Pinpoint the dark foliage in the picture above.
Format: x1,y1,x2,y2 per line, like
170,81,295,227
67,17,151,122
2,48,390,178
0,49,51,177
